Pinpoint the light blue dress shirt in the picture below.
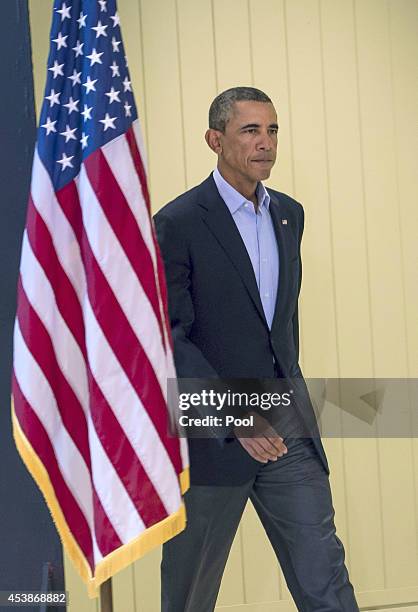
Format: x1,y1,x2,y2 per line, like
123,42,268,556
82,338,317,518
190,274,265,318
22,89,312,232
213,168,279,329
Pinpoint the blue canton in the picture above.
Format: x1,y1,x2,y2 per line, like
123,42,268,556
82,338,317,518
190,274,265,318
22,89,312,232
38,0,138,191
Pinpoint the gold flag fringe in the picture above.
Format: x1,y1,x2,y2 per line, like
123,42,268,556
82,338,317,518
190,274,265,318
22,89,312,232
11,400,189,598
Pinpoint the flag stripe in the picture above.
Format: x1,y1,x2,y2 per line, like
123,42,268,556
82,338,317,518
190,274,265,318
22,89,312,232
56,181,183,475
83,149,165,349
27,190,168,535
17,277,91,469
13,1,188,590
20,214,148,550
77,164,168,395
26,195,86,354
83,298,182,515
126,124,151,213
13,374,95,569
13,322,100,559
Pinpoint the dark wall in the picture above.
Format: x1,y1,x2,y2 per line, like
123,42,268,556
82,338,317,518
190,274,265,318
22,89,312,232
0,0,64,605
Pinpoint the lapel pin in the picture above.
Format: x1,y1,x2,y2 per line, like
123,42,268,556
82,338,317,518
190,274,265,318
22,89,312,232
282,219,288,225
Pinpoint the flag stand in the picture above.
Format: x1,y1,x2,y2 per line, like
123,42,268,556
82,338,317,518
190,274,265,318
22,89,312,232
100,578,113,612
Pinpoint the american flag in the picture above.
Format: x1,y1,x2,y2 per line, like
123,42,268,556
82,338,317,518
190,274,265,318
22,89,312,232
12,0,188,595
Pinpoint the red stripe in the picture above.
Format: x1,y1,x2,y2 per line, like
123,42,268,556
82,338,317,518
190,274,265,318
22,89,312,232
29,184,171,524
16,278,91,470
126,126,151,213
25,201,121,549
12,375,94,571
125,128,174,352
89,376,169,525
26,197,86,353
56,180,182,476
84,149,165,351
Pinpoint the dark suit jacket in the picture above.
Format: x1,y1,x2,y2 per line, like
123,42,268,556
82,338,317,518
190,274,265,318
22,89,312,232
154,174,329,485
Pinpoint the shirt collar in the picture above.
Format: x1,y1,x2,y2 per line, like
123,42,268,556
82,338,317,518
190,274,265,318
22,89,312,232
213,167,270,215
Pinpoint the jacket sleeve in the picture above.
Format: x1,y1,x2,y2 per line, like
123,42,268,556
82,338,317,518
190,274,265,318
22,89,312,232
153,211,218,379
154,211,239,444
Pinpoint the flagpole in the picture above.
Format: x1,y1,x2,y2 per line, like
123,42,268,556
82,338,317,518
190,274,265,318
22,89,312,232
100,578,113,612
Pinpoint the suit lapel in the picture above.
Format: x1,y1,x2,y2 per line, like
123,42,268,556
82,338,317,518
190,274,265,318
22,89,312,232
197,176,267,326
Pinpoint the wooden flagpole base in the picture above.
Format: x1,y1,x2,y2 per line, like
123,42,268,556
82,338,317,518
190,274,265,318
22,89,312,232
100,578,113,612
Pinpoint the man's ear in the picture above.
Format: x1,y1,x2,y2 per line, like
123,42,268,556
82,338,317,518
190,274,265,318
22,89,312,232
205,129,223,154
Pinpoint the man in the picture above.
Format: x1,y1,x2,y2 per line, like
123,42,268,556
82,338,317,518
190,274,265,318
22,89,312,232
154,87,358,611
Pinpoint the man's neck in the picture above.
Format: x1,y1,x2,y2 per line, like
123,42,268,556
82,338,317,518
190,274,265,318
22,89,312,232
216,165,258,209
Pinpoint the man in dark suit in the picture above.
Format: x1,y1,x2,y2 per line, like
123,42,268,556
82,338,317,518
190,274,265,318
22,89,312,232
154,87,358,611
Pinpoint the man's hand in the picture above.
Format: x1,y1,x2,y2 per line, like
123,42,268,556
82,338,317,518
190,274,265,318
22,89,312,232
234,412,288,463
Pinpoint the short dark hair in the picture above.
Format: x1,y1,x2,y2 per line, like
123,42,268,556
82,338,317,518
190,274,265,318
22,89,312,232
208,86,272,132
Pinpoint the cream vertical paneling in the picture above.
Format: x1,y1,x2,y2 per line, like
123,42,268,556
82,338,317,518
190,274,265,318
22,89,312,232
212,0,253,90
387,0,418,378
243,2,295,602
139,0,186,210
63,554,98,612
29,0,51,118
117,0,148,154
284,0,339,379
133,547,161,611
388,0,418,579
27,0,418,609
248,0,295,232
354,0,418,590
176,0,217,187
354,0,408,379
318,0,382,593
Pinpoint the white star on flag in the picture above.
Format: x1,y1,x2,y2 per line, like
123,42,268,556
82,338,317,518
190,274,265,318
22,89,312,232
99,0,107,12
56,1,71,21
122,76,132,92
110,12,120,27
45,89,61,107
83,76,98,94
81,104,93,121
110,61,120,77
72,40,84,57
124,102,132,117
68,69,82,86
41,117,57,134
57,152,74,170
52,32,68,50
80,132,89,149
99,113,117,131
111,36,121,52
77,11,87,28
105,87,121,104
59,124,78,142
87,48,104,66
92,20,108,38
63,96,79,114
48,60,64,78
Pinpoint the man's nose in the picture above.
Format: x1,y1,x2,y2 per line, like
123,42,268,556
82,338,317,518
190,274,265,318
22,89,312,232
257,131,273,150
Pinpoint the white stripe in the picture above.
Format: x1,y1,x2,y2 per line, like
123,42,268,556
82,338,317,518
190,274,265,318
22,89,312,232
20,231,146,545
13,319,102,563
132,118,148,174
19,231,89,410
28,149,185,540
84,298,182,515
76,165,167,396
30,149,86,300
31,151,183,481
101,135,155,267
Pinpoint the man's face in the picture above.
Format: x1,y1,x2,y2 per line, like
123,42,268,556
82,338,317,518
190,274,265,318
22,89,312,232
216,101,278,185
